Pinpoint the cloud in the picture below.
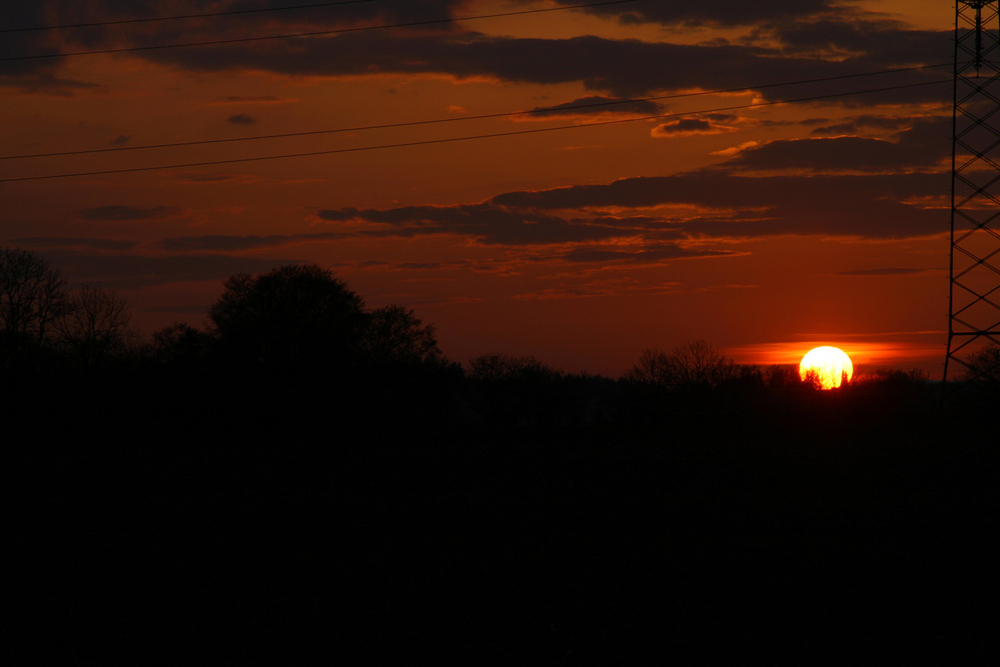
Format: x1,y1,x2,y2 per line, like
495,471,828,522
512,279,758,301
316,208,358,222
78,206,182,221
717,115,950,173
37,251,300,289
560,244,737,263
161,233,348,251
36,0,466,41
772,17,937,62
711,141,761,157
317,204,633,246
522,96,663,120
16,2,949,106
109,135,131,145
7,237,138,251
490,170,950,240
512,279,683,301
0,71,101,96
144,304,211,314
207,96,298,106
163,235,294,252
835,267,942,276
0,4,101,94
397,262,445,270
171,172,257,184
810,114,926,136
651,117,734,138
227,113,256,125
544,0,840,27
134,28,951,102
314,165,952,250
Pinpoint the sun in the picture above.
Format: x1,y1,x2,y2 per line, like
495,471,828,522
799,346,853,389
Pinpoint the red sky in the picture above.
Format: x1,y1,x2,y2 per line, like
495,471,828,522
0,1,960,376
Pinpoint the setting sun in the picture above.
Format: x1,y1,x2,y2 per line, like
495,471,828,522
799,347,854,389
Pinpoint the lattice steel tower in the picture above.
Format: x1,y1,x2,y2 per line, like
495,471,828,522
945,1,1000,383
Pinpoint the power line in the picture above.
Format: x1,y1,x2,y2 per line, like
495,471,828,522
0,79,949,183
0,0,644,62
0,63,952,161
2,0,391,33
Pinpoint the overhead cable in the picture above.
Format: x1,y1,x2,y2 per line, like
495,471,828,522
0,79,950,183
0,63,952,161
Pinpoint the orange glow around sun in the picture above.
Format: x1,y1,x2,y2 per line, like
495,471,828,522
799,346,854,389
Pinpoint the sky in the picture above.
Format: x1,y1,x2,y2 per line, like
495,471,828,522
0,0,965,376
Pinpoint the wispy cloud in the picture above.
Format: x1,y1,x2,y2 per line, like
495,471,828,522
78,206,182,222
834,267,943,276
207,96,299,106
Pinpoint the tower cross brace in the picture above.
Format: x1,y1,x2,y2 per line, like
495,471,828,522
944,0,1000,383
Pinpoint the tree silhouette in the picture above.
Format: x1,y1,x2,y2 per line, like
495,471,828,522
55,285,137,365
0,246,71,349
961,343,1000,383
466,353,560,382
622,349,674,389
670,339,738,387
151,322,213,365
465,353,566,426
623,340,737,390
208,264,368,369
361,305,440,365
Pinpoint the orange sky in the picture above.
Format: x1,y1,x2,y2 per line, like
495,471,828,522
0,1,965,376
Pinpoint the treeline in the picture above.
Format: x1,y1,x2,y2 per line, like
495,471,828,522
3,246,977,436
6,249,998,663
0,248,445,372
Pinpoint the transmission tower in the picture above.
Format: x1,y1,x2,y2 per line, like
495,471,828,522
945,0,1000,383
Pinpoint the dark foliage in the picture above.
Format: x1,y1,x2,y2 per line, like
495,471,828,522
0,246,70,352
466,352,561,382
54,285,137,366
623,339,739,390
208,263,368,370
962,342,1000,382
150,322,213,365
4,259,997,663
361,304,441,366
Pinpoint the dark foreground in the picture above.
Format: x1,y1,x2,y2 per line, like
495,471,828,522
4,370,997,663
